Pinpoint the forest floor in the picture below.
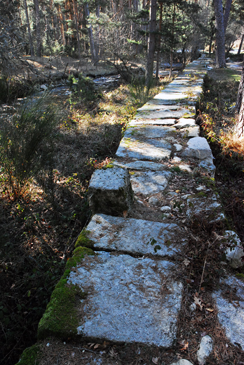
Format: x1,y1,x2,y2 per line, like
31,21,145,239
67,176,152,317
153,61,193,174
0,55,244,365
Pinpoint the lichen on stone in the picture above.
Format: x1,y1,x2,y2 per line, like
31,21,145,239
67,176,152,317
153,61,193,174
37,247,94,340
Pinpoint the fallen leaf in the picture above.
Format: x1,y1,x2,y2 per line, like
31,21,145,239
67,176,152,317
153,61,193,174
183,258,190,266
206,308,214,312
94,344,100,349
152,357,159,364
123,210,128,218
194,294,203,311
180,341,189,351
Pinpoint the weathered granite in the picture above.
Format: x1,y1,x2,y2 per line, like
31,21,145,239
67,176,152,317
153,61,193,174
182,137,213,160
197,335,213,365
174,118,196,129
124,126,173,139
213,275,244,349
186,195,225,223
113,160,166,171
225,230,244,268
116,138,171,161
88,168,133,216
129,118,177,126
130,171,170,195
136,108,192,120
68,252,183,347
86,213,185,257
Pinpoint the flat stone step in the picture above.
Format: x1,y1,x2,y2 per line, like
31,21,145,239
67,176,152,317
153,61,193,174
85,213,186,257
67,251,183,346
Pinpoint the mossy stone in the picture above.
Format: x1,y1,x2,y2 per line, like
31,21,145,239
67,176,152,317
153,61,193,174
75,230,94,249
37,247,94,340
15,344,40,365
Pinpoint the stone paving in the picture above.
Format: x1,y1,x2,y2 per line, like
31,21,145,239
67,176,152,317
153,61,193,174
36,56,244,365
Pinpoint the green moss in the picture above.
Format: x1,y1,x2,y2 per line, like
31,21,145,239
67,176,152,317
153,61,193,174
236,273,244,280
16,344,40,365
75,230,94,249
37,246,94,340
196,191,207,197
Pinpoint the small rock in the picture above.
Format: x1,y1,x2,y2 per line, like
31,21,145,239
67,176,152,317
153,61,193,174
174,143,183,152
197,335,213,365
181,194,190,200
196,185,206,191
179,164,192,173
160,206,171,212
149,196,160,205
190,302,197,311
170,360,193,365
40,84,48,90
171,156,182,163
225,231,244,268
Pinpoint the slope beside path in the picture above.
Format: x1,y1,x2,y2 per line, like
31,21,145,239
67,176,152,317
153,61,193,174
18,56,244,365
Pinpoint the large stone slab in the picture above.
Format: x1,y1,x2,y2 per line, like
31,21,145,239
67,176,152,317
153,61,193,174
85,213,185,257
124,126,173,139
130,171,170,195
129,118,177,126
68,251,183,346
113,160,167,171
136,108,192,120
88,168,133,216
116,138,171,161
186,194,225,224
212,275,244,349
182,137,213,160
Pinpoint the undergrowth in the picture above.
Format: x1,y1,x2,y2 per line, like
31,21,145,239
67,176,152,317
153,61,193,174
199,71,244,242
0,73,164,365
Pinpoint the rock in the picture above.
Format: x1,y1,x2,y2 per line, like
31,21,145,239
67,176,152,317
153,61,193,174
199,158,216,177
129,118,176,126
174,143,183,152
179,164,192,173
212,275,244,349
186,195,225,224
181,126,200,138
136,108,192,120
124,126,173,139
182,137,213,160
225,230,244,268
113,160,166,171
161,206,171,212
174,118,195,129
197,335,213,365
40,84,48,90
148,196,160,205
86,213,185,257
88,168,133,216
170,360,193,365
130,171,169,196
68,252,183,347
116,138,171,161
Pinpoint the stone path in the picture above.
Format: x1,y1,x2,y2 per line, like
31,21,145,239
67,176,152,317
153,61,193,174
36,56,244,365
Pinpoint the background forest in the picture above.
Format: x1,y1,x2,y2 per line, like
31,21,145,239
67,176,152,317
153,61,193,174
0,0,244,364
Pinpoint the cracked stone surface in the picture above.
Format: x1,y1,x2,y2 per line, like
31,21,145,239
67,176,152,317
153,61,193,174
86,214,185,257
113,160,166,171
129,118,177,126
212,276,244,349
68,251,183,346
124,126,173,139
130,171,170,195
116,139,171,161
186,195,224,223
136,108,192,120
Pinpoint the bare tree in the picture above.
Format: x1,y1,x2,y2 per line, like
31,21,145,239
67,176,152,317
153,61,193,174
236,60,244,137
145,0,157,87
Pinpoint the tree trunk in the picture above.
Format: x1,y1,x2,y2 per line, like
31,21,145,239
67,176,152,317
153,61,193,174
236,60,244,113
223,0,232,33
84,3,98,65
72,0,81,59
24,0,34,56
213,0,226,68
236,60,244,137
238,34,244,55
145,0,157,88
34,0,41,57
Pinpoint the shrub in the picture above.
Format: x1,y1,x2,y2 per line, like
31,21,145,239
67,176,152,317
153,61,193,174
0,92,60,199
68,73,102,108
